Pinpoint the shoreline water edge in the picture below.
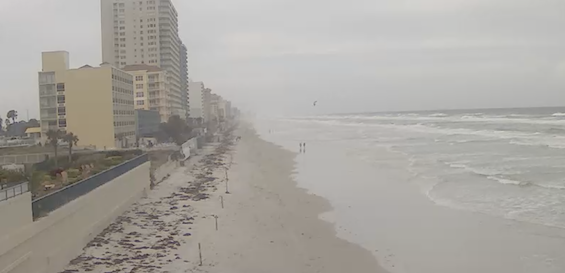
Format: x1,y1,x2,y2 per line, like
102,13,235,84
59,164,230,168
61,122,385,273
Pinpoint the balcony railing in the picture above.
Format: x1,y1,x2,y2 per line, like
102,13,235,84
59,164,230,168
40,114,57,120
0,182,29,202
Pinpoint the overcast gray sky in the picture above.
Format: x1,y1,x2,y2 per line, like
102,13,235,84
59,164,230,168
1,0,564,118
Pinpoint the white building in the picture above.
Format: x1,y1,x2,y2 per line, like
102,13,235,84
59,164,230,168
100,0,187,118
188,81,205,120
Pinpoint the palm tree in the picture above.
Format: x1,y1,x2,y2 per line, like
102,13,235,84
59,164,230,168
46,130,64,168
6,110,17,123
63,132,79,163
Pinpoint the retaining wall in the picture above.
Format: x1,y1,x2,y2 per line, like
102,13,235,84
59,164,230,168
0,162,150,273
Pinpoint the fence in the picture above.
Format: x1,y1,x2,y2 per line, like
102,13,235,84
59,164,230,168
0,139,36,148
32,154,149,219
0,182,29,202
0,153,50,165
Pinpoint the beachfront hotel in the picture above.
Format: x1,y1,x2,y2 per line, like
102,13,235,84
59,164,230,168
100,0,188,119
123,64,172,122
188,81,205,121
38,51,136,149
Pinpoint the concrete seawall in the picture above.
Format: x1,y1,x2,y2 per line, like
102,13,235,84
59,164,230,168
0,162,150,273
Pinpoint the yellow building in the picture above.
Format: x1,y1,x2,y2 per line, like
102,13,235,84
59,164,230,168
123,64,171,122
38,51,136,149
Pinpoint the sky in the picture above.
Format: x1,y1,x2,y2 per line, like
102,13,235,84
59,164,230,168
1,0,564,118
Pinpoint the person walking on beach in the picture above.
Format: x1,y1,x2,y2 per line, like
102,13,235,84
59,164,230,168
299,143,303,153
303,142,306,153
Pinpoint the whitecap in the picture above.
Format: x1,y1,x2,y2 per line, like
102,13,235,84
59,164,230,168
429,113,447,117
487,176,528,186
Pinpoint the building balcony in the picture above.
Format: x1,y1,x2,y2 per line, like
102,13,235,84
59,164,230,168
39,91,56,97
40,114,57,120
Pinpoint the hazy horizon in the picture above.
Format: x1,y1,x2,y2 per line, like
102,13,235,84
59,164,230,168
1,0,564,119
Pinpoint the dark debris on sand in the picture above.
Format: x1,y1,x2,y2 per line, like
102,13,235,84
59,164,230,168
59,131,235,273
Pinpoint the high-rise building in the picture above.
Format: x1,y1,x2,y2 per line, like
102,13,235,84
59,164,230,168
39,51,136,149
203,88,212,123
123,64,171,122
180,43,189,118
188,81,205,120
100,0,186,118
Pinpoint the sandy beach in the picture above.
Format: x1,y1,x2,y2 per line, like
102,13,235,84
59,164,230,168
61,124,383,273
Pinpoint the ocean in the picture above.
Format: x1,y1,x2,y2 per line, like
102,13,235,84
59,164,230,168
254,107,565,273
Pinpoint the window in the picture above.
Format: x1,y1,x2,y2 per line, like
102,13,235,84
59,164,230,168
121,62,126,66
119,26,125,30
120,50,126,54
56,83,65,91
137,100,145,105
58,107,66,115
57,95,65,104
120,32,125,36
120,56,126,59
120,38,126,42
136,84,144,89
136,92,144,97
58,119,67,128
135,76,143,81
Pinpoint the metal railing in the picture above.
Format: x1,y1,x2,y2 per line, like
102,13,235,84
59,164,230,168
0,153,50,164
32,154,148,219
0,182,29,202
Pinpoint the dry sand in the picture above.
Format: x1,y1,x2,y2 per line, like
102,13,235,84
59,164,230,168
61,124,384,273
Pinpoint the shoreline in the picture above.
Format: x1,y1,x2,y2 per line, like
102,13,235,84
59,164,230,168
61,123,385,272
191,124,385,272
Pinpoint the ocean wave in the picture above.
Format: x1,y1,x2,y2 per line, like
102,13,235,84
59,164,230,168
552,113,565,117
534,183,565,190
307,114,565,127
429,113,447,117
487,176,529,186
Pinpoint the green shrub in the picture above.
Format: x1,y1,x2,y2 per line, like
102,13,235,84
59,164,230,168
0,169,26,184
66,168,80,179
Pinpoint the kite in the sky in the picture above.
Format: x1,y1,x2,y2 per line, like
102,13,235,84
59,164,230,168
313,101,318,106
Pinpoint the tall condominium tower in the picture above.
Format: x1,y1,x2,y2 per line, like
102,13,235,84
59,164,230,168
101,0,186,118
180,43,189,118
